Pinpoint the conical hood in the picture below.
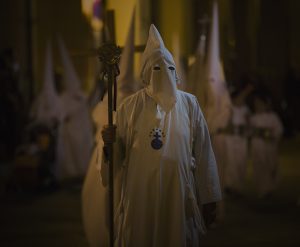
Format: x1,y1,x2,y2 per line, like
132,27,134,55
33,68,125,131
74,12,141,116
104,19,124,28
58,37,82,94
118,7,136,94
204,2,232,132
140,24,176,85
140,24,178,112
30,41,62,124
206,1,225,94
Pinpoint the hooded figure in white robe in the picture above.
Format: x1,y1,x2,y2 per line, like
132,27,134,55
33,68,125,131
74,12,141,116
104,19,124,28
101,24,221,247
81,9,138,246
30,42,63,178
224,87,252,194
30,41,63,128
56,38,93,179
250,94,283,198
204,2,232,198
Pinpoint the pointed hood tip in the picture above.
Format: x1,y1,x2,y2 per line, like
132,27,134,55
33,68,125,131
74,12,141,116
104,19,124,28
140,24,176,84
150,23,156,30
148,24,165,48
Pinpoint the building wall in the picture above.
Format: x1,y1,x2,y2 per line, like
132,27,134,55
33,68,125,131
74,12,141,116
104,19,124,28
2,0,300,104
34,0,94,93
289,0,300,72
0,0,32,103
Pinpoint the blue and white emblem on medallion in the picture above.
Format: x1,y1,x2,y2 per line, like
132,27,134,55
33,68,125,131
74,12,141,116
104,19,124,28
149,128,165,150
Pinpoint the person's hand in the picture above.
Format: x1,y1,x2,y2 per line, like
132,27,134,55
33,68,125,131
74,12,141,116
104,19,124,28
202,202,217,227
101,124,117,145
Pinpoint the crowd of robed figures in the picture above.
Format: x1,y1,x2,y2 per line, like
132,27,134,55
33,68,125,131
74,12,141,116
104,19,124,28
12,2,284,246
81,3,283,247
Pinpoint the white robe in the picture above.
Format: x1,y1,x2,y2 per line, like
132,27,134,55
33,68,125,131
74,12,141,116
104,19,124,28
57,92,93,179
207,90,231,191
81,96,109,246
102,89,221,247
82,94,135,246
225,105,249,192
250,111,283,197
82,142,110,246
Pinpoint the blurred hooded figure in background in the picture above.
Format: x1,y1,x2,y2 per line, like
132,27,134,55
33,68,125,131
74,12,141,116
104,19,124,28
201,1,232,221
250,92,283,198
224,83,253,196
101,24,221,247
56,38,94,179
30,41,63,129
29,42,63,185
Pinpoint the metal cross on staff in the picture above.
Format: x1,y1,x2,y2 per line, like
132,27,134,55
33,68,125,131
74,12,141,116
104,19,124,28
97,43,121,247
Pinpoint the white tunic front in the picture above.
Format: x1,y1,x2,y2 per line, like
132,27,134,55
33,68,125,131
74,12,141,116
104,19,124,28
225,105,249,191
250,111,283,197
57,93,93,179
103,89,221,247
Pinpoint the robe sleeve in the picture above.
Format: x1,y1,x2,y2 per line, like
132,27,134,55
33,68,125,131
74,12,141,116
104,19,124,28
191,96,222,204
99,110,126,189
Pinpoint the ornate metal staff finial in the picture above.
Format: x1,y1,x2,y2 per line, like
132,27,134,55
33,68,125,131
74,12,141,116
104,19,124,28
97,43,122,66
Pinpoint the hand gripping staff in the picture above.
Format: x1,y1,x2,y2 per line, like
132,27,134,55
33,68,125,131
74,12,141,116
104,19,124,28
97,43,121,247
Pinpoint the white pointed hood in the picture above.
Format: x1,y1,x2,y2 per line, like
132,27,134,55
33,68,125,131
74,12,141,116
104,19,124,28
58,37,83,96
206,1,226,96
30,41,62,125
204,1,232,132
140,24,178,112
117,7,137,103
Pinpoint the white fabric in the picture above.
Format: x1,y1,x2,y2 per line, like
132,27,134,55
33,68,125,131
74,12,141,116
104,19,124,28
82,96,135,246
250,112,283,197
30,41,64,180
141,24,178,113
56,38,93,179
205,79,231,196
187,54,207,108
204,1,231,133
206,1,223,96
82,148,109,246
231,105,249,126
205,84,231,134
202,4,232,212
57,93,93,179
30,41,63,126
225,105,249,191
82,10,139,246
101,89,221,246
